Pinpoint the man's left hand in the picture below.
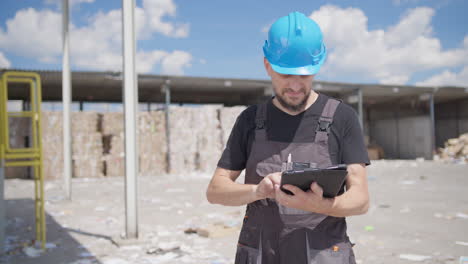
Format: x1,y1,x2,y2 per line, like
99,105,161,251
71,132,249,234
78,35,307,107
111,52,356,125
274,182,332,214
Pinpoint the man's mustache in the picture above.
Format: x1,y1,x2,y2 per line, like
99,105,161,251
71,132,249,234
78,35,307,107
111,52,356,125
283,88,306,94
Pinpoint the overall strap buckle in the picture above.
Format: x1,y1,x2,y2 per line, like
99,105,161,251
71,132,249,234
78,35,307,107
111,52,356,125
316,117,332,134
255,118,265,129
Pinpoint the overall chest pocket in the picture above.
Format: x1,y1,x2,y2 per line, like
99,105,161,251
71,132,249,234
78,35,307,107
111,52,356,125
307,242,355,264
255,159,282,177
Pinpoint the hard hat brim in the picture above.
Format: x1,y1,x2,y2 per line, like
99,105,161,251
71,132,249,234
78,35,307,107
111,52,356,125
269,53,326,76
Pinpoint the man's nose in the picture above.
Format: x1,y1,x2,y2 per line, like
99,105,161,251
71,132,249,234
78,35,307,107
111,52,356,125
288,75,303,90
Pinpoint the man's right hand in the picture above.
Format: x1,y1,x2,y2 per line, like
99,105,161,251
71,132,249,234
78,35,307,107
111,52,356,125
255,172,282,200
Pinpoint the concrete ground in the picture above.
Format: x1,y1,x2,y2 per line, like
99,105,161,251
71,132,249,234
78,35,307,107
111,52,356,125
1,160,468,264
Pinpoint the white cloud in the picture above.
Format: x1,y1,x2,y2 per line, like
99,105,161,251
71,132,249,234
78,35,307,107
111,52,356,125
0,0,191,74
416,66,468,87
310,5,468,85
136,50,167,73
416,36,468,87
140,0,189,38
0,52,11,68
0,8,62,62
161,50,192,75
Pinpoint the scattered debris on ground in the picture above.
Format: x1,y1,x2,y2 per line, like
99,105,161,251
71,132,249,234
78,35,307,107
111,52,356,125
434,133,468,164
2,160,468,264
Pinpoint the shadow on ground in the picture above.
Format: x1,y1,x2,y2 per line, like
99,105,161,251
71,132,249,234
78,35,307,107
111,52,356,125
2,198,104,264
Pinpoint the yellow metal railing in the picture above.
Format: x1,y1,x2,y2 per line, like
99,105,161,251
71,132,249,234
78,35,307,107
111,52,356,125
0,71,45,249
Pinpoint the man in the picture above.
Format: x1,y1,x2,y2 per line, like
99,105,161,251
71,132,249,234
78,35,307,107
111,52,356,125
206,11,370,264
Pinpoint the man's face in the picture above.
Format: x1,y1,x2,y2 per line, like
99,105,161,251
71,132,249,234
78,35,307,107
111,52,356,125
264,58,315,113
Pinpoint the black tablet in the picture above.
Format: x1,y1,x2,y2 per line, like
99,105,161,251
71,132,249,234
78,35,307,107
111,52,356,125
280,164,348,198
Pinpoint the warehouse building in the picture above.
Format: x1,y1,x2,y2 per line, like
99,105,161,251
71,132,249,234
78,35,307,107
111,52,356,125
3,69,468,180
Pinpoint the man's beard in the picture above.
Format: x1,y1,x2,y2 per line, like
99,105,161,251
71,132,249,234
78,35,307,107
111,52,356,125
276,88,311,112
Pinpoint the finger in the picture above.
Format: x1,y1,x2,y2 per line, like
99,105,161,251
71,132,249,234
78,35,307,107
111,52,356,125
262,178,275,195
274,184,286,198
274,184,289,202
270,172,282,185
281,184,302,196
310,182,323,197
264,177,273,189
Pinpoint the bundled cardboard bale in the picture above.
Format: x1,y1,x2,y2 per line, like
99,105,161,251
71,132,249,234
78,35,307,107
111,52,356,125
73,156,104,178
5,116,32,179
103,133,124,177
7,116,31,148
41,112,63,180
138,111,167,176
219,106,246,148
101,113,124,177
102,112,124,135
19,106,253,179
436,133,468,163
103,154,125,177
101,111,168,177
5,167,29,179
72,132,104,177
192,105,223,172
168,106,198,175
71,112,103,178
72,112,99,133
72,133,103,158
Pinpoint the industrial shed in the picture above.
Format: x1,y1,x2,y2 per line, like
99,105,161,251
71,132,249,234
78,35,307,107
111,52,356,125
3,69,468,161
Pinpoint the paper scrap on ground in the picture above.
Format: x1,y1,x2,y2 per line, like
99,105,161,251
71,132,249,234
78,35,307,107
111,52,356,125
456,213,468,219
23,247,42,258
399,254,432,261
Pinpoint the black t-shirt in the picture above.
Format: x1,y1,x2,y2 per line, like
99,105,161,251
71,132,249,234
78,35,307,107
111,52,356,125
218,93,370,170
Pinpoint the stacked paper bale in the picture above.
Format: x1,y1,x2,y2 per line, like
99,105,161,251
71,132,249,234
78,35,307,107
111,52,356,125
5,116,32,179
7,116,31,148
435,133,468,164
219,106,246,148
138,111,167,176
104,134,125,177
168,106,198,175
102,112,124,136
71,112,103,178
41,112,63,180
192,105,223,172
101,113,124,177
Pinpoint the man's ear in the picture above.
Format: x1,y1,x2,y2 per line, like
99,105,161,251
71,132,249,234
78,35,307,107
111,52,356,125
264,57,272,77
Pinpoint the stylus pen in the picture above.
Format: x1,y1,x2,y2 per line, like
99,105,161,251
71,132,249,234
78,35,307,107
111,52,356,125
287,153,292,171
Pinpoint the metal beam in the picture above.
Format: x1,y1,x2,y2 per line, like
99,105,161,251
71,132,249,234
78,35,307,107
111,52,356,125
357,88,363,128
163,83,171,173
122,0,138,239
429,91,436,159
62,0,72,200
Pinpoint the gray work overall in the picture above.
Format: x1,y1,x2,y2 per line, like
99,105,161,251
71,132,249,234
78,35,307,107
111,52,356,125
235,98,356,264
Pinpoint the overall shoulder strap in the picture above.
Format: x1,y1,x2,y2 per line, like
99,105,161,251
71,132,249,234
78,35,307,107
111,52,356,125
255,99,268,130
315,98,341,143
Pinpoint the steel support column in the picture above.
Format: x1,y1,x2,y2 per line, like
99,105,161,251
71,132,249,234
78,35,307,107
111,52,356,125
122,0,138,239
62,0,72,200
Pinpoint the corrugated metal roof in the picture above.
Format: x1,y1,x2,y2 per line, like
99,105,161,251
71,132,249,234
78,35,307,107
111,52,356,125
1,68,467,105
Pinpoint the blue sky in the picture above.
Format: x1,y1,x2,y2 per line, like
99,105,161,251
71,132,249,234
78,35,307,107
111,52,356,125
0,0,467,87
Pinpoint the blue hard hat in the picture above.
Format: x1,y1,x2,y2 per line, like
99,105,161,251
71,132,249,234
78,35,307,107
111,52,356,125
263,11,326,75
